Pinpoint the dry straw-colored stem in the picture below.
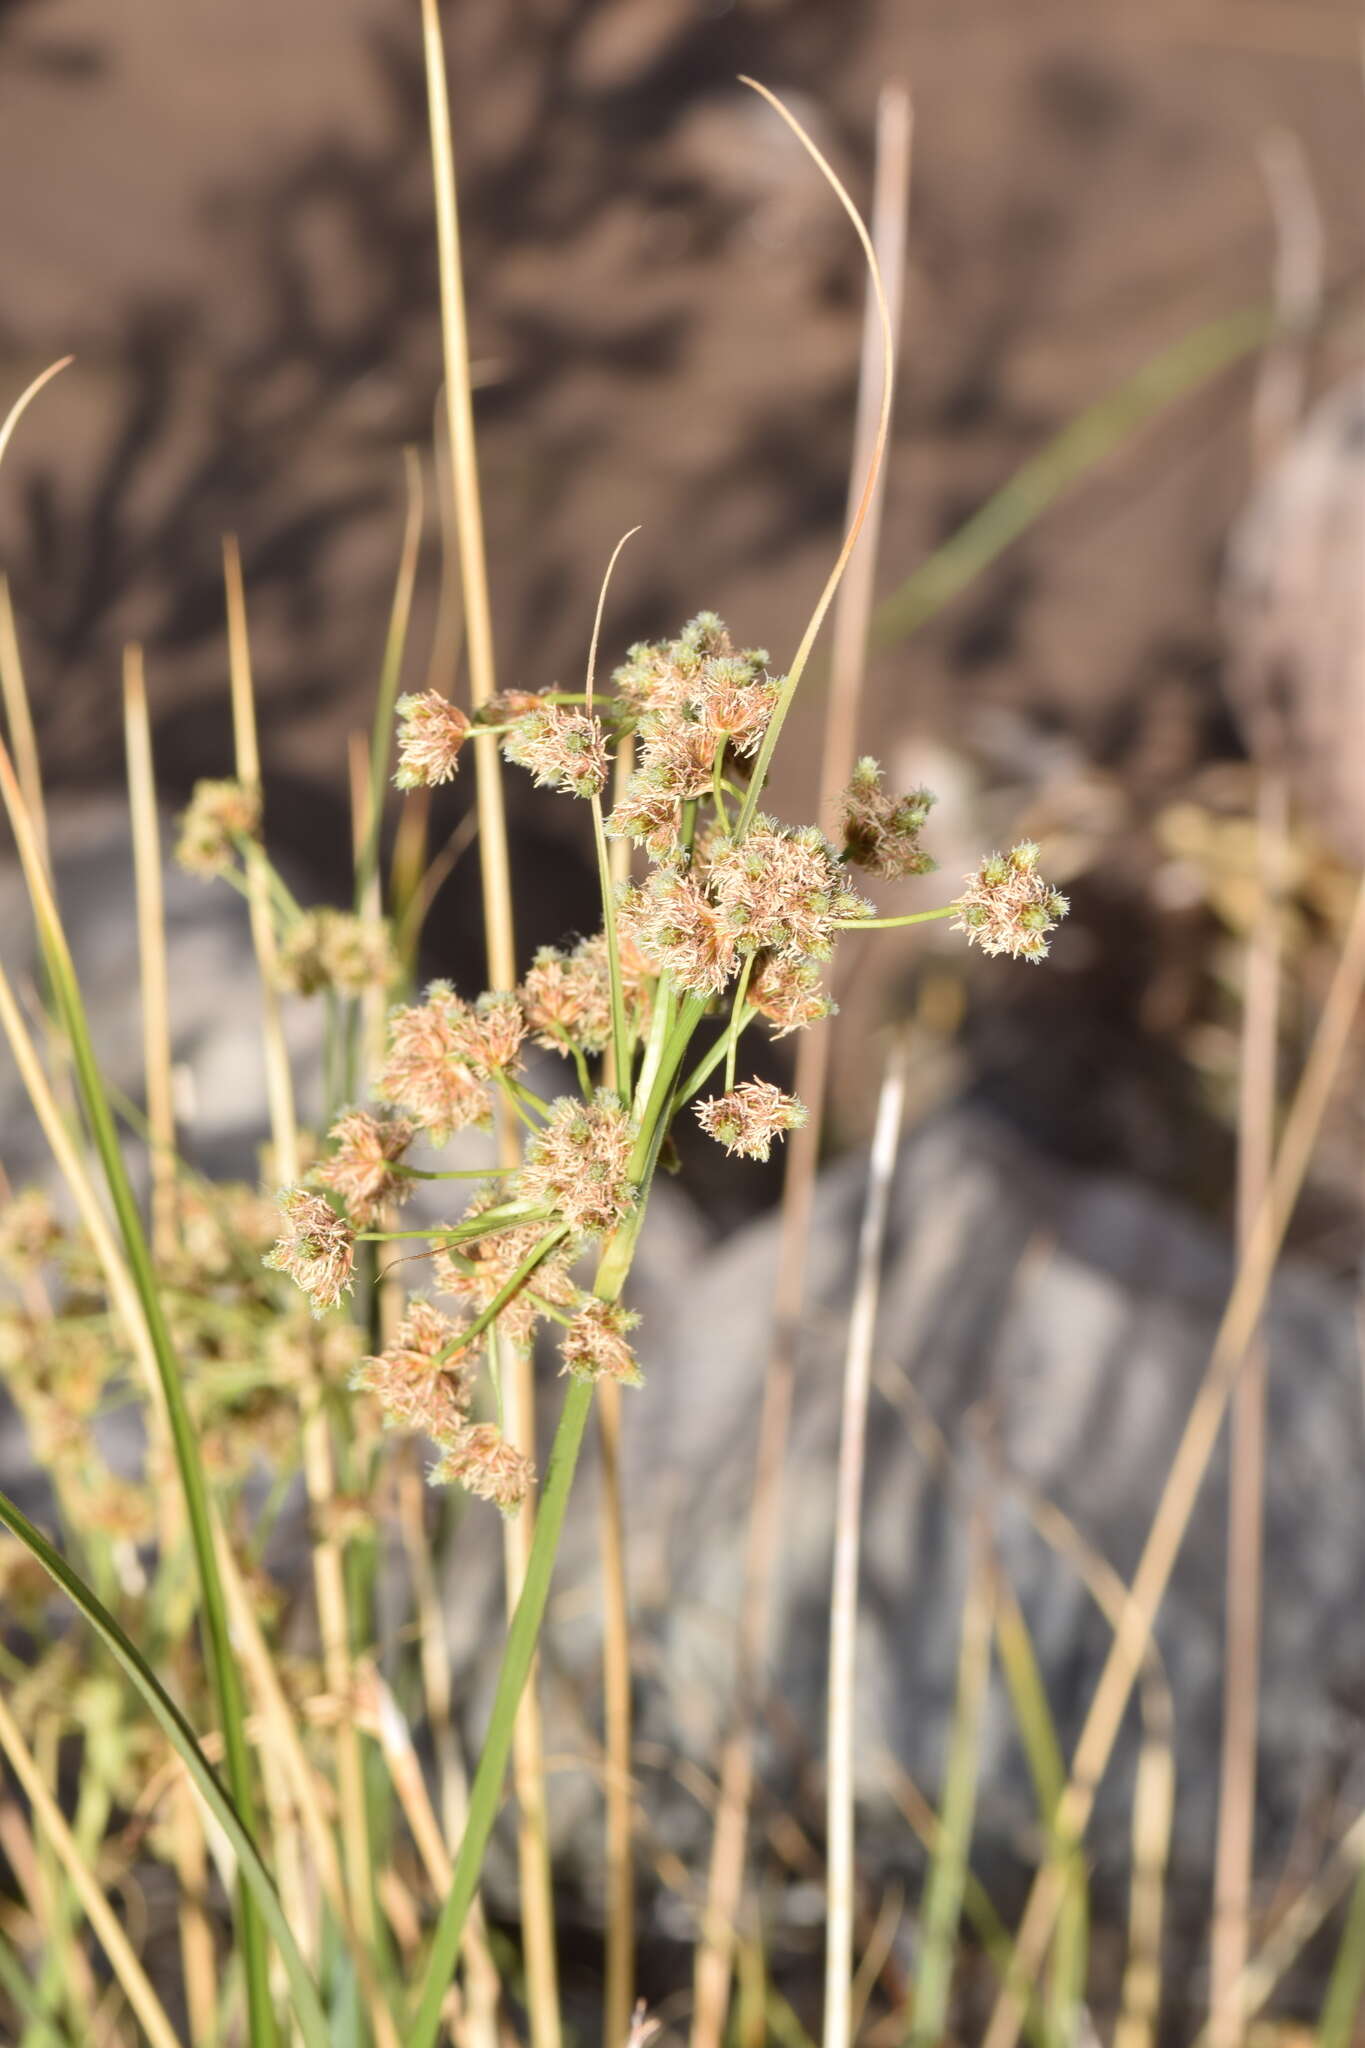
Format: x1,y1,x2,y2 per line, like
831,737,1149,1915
984,867,1365,2048
0,1690,182,2048
0,575,49,877
224,535,379,1972
420,5,558,2035
825,1040,908,2048
692,83,912,2048
1210,125,1319,2048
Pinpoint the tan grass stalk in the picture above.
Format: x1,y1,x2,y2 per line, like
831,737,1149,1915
0,576,50,878
1210,129,1319,2046
0,1690,181,2048
216,1531,402,2048
420,7,559,2036
223,535,377,1968
122,641,219,2039
983,868,1365,2048
691,85,913,2048
1195,1807,1365,2044
423,390,466,701
825,1040,908,2048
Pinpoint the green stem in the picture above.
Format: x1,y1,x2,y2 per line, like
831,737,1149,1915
27,902,278,2045
724,956,755,1092
675,1005,759,1107
711,743,731,833
834,904,958,931
404,1375,596,2048
436,1226,567,1363
590,790,631,1100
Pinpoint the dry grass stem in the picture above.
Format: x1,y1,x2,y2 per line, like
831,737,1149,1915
825,1038,908,2048
692,83,913,2048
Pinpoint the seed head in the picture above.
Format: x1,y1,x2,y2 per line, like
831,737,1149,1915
465,993,528,1074
351,1298,473,1443
264,1189,356,1314
316,1108,416,1227
522,1094,637,1237
0,1188,62,1278
175,778,261,879
376,982,493,1142
394,691,472,788
840,758,938,879
951,841,1069,963
707,818,868,962
560,1299,643,1385
604,775,685,861
695,1081,806,1161
749,952,836,1036
503,706,609,798
619,870,739,997
277,909,396,998
429,1421,534,1514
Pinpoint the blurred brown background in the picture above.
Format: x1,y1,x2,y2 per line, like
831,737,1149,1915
2,0,1364,1238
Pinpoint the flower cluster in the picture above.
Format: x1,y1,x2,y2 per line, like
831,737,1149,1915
951,841,1069,963
840,758,937,879
351,1299,473,1441
559,1299,642,1385
619,869,738,998
606,614,779,861
264,1189,356,1315
394,690,472,788
375,983,497,1143
175,778,261,879
503,705,609,799
707,817,869,961
276,910,396,999
428,1424,534,1514
521,1094,637,1237
695,1081,807,1161
315,1108,415,1227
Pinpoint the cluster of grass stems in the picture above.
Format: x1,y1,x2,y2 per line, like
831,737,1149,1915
0,13,1362,2048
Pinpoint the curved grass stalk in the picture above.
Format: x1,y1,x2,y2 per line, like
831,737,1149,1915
0,738,277,2047
0,1490,330,2048
357,447,426,913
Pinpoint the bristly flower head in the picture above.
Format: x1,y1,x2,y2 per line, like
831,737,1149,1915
706,818,869,962
394,690,472,788
607,614,777,858
264,1189,355,1314
521,937,612,1054
951,841,1069,963
503,706,609,799
696,1081,807,1161
351,1298,472,1442
749,952,836,1037
0,1187,62,1278
619,870,739,997
429,1421,534,1515
276,909,396,998
175,778,261,879
375,982,493,1143
465,993,527,1075
316,1108,415,1227
521,1094,637,1237
840,758,938,880
559,1299,643,1385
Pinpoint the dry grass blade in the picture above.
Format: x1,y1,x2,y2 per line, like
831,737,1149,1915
121,644,178,1259
1210,128,1318,2045
826,1039,908,2048
0,576,49,878
691,84,912,2048
983,868,1365,2048
0,1691,181,2048
420,10,559,2034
